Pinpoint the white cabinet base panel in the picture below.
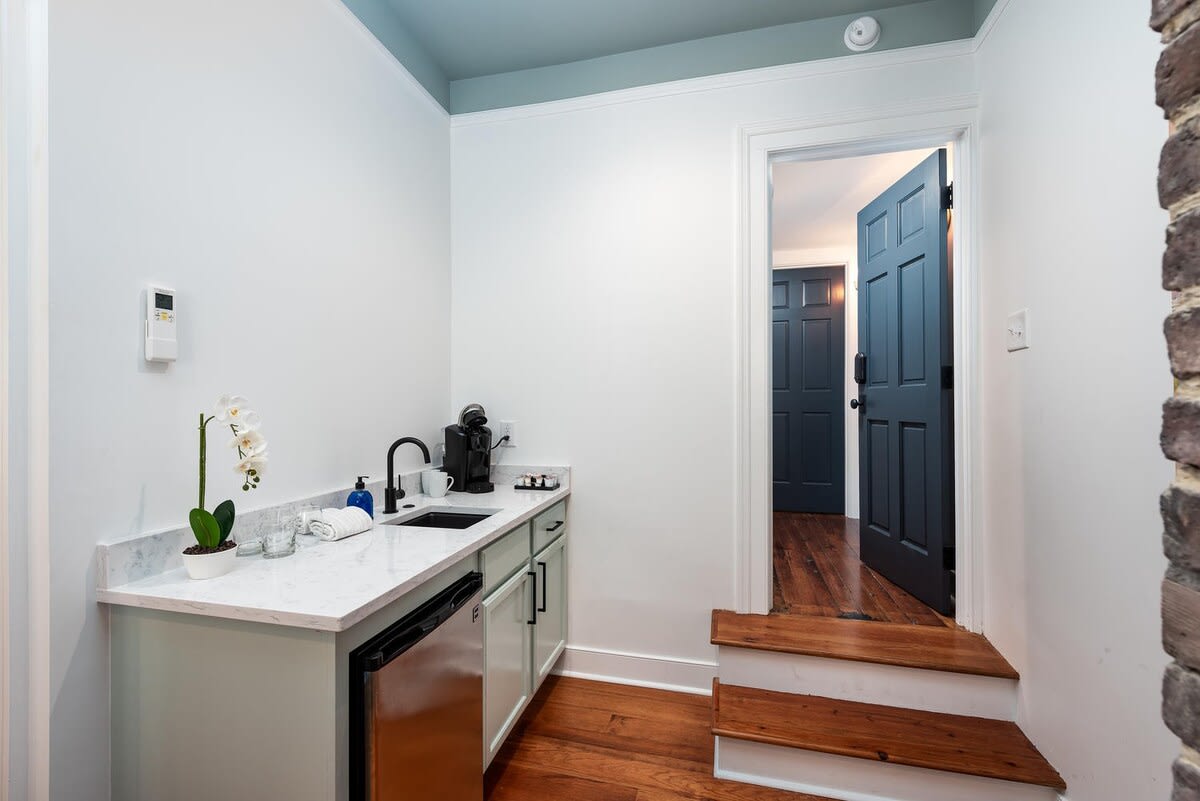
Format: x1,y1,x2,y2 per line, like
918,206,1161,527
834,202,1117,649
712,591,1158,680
714,737,1064,801
717,646,1017,720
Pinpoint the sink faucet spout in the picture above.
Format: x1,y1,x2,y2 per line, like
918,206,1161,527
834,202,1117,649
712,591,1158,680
383,437,432,514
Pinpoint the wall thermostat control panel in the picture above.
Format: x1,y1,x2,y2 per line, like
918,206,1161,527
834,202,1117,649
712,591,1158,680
145,285,177,362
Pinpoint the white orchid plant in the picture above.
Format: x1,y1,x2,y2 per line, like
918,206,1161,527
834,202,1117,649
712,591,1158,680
187,395,269,551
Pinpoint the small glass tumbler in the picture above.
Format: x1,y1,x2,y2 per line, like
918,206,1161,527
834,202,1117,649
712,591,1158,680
262,510,296,559
294,504,321,548
236,536,262,557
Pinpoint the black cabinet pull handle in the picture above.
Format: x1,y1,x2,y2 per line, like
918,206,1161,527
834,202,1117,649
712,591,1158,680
537,561,548,612
527,571,537,625
545,520,564,532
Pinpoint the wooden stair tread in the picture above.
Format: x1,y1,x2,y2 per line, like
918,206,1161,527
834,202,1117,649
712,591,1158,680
712,682,1065,791
711,610,1019,679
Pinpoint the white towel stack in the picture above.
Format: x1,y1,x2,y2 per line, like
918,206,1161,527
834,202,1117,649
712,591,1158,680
310,506,373,542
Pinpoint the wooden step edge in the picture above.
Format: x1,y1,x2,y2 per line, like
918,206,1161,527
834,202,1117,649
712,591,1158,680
711,609,1020,680
711,681,1065,792
710,676,719,731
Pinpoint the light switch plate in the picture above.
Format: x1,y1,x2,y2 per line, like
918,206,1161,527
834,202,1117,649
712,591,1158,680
1006,309,1030,352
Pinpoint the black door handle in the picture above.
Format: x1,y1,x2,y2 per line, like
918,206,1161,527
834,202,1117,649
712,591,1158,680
527,571,537,625
537,561,548,612
850,397,864,410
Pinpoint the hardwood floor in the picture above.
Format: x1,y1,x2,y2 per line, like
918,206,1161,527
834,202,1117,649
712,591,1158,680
484,676,825,801
772,512,953,627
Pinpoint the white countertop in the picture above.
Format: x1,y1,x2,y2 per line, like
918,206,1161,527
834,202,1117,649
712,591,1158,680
96,485,569,632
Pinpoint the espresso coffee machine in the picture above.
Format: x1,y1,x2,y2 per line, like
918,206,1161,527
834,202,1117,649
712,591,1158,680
443,403,495,494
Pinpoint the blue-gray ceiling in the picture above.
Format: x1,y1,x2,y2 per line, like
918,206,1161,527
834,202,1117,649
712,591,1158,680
341,0,991,114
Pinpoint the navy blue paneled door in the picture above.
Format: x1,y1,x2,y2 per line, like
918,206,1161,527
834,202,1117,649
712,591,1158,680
772,266,846,514
855,149,955,616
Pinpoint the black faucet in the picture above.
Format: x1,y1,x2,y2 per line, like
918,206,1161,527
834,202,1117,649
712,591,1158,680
383,437,431,514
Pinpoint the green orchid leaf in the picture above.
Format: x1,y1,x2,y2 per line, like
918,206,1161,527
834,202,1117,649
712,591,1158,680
189,508,221,549
213,499,236,544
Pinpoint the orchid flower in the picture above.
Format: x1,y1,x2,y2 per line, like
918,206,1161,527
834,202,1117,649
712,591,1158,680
234,454,267,491
199,394,268,504
229,429,267,456
234,454,268,476
231,410,262,434
214,395,253,426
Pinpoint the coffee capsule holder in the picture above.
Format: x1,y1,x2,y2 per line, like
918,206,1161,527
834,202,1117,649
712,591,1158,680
514,473,560,491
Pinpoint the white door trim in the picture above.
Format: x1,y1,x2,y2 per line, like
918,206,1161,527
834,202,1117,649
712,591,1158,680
734,95,984,632
0,0,50,795
28,0,50,785
17,0,51,796
0,4,9,791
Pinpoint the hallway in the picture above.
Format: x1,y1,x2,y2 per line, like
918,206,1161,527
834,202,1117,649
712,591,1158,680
772,513,953,628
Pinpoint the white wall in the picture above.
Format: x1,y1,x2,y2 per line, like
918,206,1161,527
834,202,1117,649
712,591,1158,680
450,48,976,683
47,1,451,797
976,1,1175,798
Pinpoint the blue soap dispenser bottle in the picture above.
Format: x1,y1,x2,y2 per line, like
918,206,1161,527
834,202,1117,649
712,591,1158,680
347,475,374,518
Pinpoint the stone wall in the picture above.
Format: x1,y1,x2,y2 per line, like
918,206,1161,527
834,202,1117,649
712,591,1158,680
1158,0,1200,795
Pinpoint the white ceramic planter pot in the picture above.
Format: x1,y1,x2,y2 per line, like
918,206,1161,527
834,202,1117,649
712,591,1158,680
182,545,239,580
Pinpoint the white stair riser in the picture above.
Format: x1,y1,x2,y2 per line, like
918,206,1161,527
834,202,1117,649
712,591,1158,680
718,646,1017,720
715,737,1063,801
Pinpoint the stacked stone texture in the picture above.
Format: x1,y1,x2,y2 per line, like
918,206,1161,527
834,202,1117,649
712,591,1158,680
1159,0,1200,795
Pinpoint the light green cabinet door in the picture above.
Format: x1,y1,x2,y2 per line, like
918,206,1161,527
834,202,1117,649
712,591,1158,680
532,535,567,691
483,567,533,768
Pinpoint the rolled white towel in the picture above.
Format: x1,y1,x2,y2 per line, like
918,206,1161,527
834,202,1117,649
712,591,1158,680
309,513,338,540
340,506,372,532
312,506,373,542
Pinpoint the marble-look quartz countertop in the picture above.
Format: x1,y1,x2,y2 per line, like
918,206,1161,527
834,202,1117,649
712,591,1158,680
96,484,569,632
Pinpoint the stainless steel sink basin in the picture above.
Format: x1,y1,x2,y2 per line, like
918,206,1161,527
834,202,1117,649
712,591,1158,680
382,507,498,529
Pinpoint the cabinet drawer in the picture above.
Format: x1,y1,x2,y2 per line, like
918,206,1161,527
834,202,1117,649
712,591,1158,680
481,523,531,595
532,501,567,553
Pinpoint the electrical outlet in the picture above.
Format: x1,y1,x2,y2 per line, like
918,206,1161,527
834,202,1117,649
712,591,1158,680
1006,309,1030,352
498,421,516,448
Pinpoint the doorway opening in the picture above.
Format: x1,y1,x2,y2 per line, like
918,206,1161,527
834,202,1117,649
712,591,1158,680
735,103,981,632
769,145,957,628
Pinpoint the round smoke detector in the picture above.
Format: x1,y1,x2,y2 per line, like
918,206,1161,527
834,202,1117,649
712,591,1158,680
844,16,881,52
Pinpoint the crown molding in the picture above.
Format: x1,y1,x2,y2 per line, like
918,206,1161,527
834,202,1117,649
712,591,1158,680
450,38,976,129
971,0,1014,51
322,0,450,121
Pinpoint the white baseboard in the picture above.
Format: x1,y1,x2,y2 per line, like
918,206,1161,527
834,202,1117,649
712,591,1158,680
718,646,1017,720
554,645,717,696
715,737,1062,801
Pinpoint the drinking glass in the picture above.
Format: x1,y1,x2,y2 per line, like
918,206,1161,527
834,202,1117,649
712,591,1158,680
294,504,321,548
236,534,262,557
262,510,296,559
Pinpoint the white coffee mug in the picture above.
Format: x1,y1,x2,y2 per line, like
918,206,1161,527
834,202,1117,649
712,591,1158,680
425,471,455,498
420,469,440,495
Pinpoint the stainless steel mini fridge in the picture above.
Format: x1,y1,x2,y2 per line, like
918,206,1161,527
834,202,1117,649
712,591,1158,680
350,572,484,801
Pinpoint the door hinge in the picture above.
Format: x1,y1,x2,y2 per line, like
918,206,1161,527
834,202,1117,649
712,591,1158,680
941,183,954,210
942,365,953,389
